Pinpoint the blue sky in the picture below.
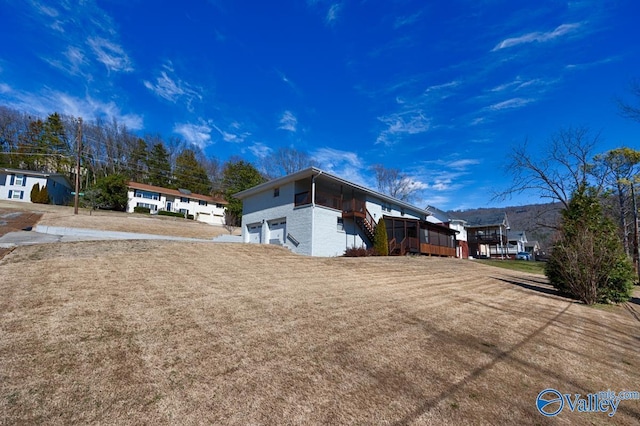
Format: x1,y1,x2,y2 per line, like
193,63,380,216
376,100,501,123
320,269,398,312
1,1,639,210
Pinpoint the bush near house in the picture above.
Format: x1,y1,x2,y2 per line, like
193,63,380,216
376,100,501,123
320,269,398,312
343,246,374,257
133,206,151,214
158,211,194,220
373,220,389,256
545,186,635,304
29,183,49,204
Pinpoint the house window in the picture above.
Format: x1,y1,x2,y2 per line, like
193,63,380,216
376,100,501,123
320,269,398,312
136,202,157,211
216,203,225,208
274,187,280,197
12,190,23,199
14,175,24,186
337,217,344,231
134,190,159,200
180,197,189,203
179,208,188,214
198,200,208,206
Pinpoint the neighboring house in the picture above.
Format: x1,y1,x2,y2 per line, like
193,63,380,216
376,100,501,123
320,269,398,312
466,213,510,258
506,230,528,257
0,168,72,205
525,240,541,257
126,182,227,225
234,167,457,257
426,205,469,258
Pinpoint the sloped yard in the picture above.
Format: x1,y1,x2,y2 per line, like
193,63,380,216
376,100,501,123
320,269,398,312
1,241,638,424
0,200,235,239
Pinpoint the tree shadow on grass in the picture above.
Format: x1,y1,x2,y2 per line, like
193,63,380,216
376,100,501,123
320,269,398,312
492,276,566,299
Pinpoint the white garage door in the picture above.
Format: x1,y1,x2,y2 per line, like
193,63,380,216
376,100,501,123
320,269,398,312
248,224,262,243
269,220,286,245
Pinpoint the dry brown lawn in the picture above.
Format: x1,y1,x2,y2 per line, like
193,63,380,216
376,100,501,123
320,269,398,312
0,200,236,239
1,241,639,425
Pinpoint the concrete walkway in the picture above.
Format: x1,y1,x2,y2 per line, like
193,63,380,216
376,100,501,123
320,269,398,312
0,225,218,248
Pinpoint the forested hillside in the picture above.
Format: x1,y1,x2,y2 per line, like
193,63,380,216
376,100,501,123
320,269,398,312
450,203,562,250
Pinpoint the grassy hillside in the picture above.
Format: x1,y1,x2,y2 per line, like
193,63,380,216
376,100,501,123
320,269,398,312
1,242,638,424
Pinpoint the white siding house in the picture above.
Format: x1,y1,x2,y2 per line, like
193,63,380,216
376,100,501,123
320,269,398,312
0,168,72,205
126,182,227,225
235,167,457,257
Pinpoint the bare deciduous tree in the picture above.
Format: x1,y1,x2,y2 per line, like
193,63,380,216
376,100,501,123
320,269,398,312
617,79,640,122
260,147,317,179
496,126,603,209
370,164,421,202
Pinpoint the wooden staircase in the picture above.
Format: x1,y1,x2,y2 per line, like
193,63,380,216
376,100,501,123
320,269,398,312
355,215,375,243
342,198,376,244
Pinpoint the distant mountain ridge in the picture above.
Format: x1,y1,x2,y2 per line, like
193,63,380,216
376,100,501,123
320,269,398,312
449,203,562,250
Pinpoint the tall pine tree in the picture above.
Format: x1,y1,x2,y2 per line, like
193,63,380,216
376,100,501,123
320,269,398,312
173,148,211,195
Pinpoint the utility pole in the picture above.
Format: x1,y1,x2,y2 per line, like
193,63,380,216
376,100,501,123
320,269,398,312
74,117,82,215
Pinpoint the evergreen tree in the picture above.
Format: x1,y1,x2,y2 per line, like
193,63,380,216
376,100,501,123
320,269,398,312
222,160,266,226
546,186,635,304
37,186,49,204
43,113,70,173
93,174,128,211
173,148,211,194
146,142,171,187
30,182,41,202
373,218,389,256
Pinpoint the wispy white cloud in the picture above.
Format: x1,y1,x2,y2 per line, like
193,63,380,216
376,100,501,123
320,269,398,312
44,45,90,77
492,23,583,51
325,3,342,26
248,142,272,159
447,159,481,169
87,37,133,72
212,122,251,143
6,88,144,129
394,11,422,29
144,62,202,108
174,122,212,149
376,110,431,146
486,97,534,111
278,110,298,132
425,80,460,93
311,147,370,186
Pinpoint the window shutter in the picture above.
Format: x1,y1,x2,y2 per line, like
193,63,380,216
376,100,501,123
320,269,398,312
8,190,12,198
10,175,14,185
20,191,24,199
22,177,27,187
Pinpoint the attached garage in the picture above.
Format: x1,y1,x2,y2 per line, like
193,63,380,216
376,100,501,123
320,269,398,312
268,219,286,245
247,223,262,243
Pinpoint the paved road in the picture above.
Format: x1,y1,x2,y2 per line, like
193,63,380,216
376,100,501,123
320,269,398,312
0,225,219,248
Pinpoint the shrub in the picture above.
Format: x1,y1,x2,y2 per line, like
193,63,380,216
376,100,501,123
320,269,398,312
545,186,635,304
30,183,40,202
38,186,49,204
158,210,193,220
133,206,151,214
343,246,374,257
373,219,389,256
30,184,49,204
